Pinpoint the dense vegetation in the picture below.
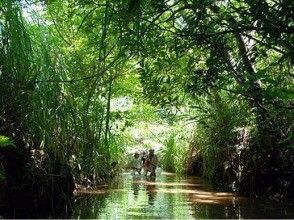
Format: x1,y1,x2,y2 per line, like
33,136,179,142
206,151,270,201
0,0,293,217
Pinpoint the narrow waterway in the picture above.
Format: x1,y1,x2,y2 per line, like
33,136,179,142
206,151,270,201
73,172,294,219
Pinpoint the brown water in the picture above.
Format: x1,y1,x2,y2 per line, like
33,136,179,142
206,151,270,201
73,172,294,219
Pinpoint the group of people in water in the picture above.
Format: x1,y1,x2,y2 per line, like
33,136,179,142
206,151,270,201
131,149,158,177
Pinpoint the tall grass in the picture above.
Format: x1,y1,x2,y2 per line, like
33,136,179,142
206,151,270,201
0,0,125,185
161,134,176,172
161,131,190,174
190,91,252,182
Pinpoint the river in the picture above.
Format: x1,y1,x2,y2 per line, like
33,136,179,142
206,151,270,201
72,172,294,219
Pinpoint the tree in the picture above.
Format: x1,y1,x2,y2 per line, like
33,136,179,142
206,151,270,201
118,0,293,147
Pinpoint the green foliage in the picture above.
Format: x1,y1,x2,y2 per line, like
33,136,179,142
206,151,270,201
161,134,176,172
161,128,190,174
0,135,14,181
0,135,15,149
0,0,127,184
0,0,293,198
192,92,252,181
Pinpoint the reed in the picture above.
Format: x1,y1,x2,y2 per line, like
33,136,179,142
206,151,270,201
0,0,124,185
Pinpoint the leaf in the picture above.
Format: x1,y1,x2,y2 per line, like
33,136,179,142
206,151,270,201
0,135,15,149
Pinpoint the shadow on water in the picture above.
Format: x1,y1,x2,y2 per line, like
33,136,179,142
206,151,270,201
72,172,294,219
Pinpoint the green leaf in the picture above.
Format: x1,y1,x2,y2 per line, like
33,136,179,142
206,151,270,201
0,135,15,149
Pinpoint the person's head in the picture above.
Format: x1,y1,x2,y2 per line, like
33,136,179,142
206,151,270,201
111,161,118,167
149,149,154,156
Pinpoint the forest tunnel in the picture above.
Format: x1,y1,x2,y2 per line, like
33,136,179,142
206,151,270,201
0,0,293,218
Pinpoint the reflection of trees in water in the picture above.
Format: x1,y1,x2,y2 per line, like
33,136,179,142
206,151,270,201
146,176,157,205
71,174,294,219
72,194,109,219
188,196,243,219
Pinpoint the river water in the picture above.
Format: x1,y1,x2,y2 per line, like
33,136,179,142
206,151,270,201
73,172,294,219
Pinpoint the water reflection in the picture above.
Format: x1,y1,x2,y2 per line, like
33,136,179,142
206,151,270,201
132,175,140,200
146,176,157,205
72,172,294,219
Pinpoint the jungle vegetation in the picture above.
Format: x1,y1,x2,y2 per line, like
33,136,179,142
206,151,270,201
0,0,293,217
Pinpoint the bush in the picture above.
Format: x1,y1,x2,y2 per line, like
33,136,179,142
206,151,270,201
161,131,189,174
189,92,252,186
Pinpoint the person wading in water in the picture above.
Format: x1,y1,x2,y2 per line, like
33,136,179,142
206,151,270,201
144,149,158,177
131,152,142,175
